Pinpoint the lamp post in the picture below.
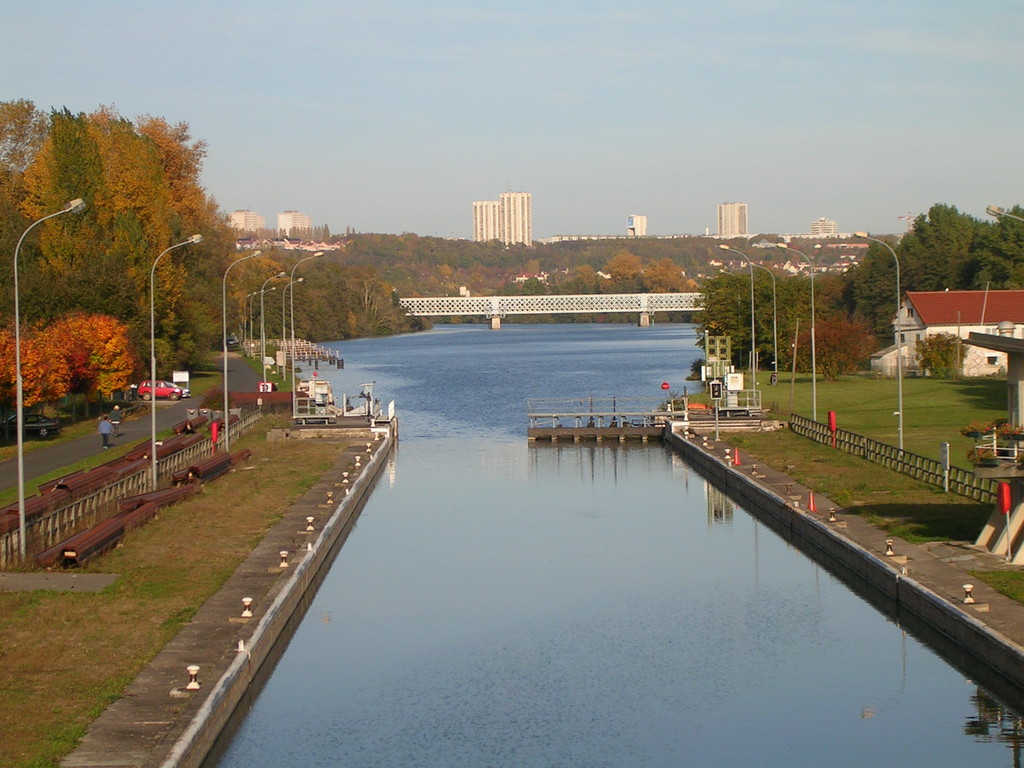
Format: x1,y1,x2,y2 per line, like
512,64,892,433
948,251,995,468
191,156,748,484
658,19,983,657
281,277,303,374
777,243,819,419
259,272,286,385
856,232,903,450
244,290,260,351
750,262,777,380
987,205,1024,224
13,198,86,557
222,251,262,454
149,234,204,488
288,251,325,418
719,244,758,390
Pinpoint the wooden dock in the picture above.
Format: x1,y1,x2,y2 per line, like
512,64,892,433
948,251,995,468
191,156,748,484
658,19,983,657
527,397,681,443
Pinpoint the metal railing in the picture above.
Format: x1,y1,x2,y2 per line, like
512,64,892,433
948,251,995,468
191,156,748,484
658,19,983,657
789,413,997,503
0,409,262,568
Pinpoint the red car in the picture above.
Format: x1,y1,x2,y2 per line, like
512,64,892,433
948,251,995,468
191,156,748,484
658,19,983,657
137,380,184,401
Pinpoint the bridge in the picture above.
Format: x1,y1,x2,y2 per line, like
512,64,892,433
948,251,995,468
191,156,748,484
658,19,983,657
398,292,702,328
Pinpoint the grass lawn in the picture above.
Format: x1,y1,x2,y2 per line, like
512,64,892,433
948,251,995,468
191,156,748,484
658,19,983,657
0,415,349,768
715,371,1008,469
721,372,1024,601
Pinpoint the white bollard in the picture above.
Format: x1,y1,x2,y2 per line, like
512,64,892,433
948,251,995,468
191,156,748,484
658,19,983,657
884,539,895,557
241,596,253,618
186,665,201,690
306,516,315,532
963,584,976,604
279,550,289,568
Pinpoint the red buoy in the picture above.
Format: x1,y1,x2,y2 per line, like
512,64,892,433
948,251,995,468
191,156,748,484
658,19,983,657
661,381,670,390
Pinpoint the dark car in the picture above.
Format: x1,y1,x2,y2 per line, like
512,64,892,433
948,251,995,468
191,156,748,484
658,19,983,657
7,413,61,437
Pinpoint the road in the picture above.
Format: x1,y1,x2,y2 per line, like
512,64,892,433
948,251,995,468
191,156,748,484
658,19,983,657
0,353,262,493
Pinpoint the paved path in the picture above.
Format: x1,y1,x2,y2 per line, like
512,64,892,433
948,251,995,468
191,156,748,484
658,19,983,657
0,353,262,493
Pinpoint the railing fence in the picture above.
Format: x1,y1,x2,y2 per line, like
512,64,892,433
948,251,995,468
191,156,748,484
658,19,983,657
789,413,997,504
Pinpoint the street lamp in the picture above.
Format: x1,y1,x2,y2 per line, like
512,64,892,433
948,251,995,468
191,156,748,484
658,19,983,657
987,205,1024,224
13,197,86,557
149,235,203,488
222,251,262,454
856,232,904,451
244,290,260,351
259,272,286,383
719,244,758,390
281,277,303,373
777,243,819,420
750,262,777,381
289,251,325,418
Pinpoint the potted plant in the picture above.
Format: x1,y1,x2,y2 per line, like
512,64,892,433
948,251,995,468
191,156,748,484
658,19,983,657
998,423,1024,441
969,446,1001,467
961,421,993,439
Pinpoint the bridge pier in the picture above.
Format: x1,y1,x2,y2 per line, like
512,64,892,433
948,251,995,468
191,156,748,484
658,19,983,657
490,315,501,330
638,312,650,327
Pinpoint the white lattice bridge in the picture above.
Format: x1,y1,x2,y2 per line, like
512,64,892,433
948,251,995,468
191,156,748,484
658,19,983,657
398,293,702,328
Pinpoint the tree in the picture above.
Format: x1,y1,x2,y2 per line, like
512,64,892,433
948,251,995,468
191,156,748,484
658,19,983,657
810,315,876,381
642,258,686,293
900,205,981,292
916,333,962,378
604,250,643,284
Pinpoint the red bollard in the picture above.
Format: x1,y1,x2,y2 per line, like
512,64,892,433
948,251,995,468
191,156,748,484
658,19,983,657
732,449,741,466
808,493,817,513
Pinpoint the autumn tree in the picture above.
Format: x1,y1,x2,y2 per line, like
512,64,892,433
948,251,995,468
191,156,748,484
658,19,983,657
604,250,643,285
809,315,876,381
915,332,962,379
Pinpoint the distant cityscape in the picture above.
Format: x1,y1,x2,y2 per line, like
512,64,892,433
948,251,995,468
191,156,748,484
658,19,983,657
232,199,850,247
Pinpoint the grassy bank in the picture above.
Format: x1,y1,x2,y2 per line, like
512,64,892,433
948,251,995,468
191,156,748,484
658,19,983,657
724,372,1023,602
0,416,348,768
708,371,1007,468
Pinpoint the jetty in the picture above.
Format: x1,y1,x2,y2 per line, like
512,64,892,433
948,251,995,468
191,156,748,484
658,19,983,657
527,397,682,442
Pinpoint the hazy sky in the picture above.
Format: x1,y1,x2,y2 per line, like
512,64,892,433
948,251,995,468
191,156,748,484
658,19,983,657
5,1,1022,239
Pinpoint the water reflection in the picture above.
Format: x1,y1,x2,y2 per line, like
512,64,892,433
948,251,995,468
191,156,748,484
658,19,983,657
210,325,1024,768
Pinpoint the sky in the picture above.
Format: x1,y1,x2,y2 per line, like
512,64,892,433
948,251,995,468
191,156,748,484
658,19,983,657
4,1,1023,239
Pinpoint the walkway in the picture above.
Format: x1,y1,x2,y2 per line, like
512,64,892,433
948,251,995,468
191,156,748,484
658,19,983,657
0,353,262,494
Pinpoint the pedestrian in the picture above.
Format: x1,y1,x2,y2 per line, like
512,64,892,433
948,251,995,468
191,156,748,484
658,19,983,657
99,416,112,449
110,405,122,437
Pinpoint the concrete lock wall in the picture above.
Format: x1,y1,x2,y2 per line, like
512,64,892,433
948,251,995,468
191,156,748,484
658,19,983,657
664,429,1024,691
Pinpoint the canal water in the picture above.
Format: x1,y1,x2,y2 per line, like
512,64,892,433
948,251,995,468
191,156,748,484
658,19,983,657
211,324,1022,767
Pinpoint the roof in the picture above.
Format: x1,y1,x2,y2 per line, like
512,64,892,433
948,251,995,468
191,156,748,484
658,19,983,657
967,332,1024,355
906,290,1024,326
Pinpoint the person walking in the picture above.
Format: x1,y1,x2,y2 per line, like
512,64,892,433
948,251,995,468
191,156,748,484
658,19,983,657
99,416,113,449
109,405,123,437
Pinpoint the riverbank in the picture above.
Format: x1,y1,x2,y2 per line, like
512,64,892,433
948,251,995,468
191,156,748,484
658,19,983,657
666,425,1024,704
59,421,394,768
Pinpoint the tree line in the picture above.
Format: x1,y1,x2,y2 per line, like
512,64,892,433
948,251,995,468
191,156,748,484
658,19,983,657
696,203,1024,378
0,100,418,413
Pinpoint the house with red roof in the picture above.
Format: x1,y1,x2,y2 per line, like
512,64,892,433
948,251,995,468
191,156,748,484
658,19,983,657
872,290,1024,377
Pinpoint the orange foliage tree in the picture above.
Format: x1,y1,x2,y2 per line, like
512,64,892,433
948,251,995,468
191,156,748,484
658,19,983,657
45,313,139,400
0,326,71,409
0,314,137,410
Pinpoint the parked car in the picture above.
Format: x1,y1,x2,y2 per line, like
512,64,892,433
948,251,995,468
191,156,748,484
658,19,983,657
137,380,184,401
6,413,61,437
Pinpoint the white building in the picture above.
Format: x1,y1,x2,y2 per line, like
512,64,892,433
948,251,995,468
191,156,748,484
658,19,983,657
627,215,647,237
277,210,313,237
473,192,532,245
871,290,1024,377
229,210,265,232
717,202,748,237
809,217,838,237
473,200,501,242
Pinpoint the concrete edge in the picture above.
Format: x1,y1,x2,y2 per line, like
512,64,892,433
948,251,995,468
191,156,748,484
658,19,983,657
156,424,396,768
664,428,1024,691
